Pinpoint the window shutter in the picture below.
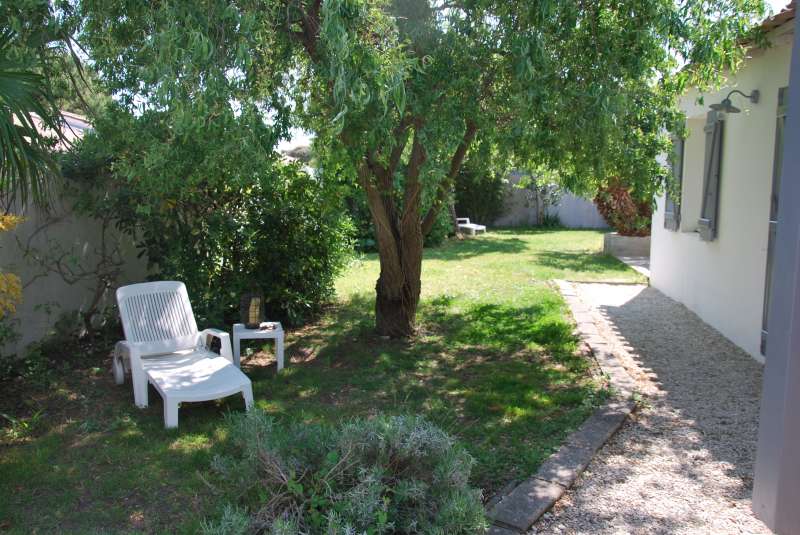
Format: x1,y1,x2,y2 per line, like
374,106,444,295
664,135,684,231
699,110,724,241
761,87,788,355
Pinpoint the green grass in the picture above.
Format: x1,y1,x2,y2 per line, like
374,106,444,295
0,229,642,533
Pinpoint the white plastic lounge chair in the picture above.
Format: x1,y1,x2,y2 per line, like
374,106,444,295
456,217,487,236
112,281,253,428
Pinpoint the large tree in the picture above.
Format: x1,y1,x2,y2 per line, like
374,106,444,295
79,0,764,336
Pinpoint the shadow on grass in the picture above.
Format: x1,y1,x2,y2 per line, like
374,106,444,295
488,227,607,236
423,235,529,261
535,250,633,276
0,367,244,533
423,295,575,355
252,292,604,495
0,273,605,532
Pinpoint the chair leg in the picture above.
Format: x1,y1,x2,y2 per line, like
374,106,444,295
242,384,254,411
233,334,241,368
112,347,125,385
133,378,149,408
276,335,285,372
164,399,179,428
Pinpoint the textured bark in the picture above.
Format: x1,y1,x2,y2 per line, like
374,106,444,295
359,126,428,337
374,239,421,337
360,120,477,336
361,178,422,337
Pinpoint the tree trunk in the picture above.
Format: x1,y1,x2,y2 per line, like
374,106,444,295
361,120,476,337
374,229,422,337
359,130,426,338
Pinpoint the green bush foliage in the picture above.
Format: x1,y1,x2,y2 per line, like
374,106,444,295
61,106,353,326
454,138,510,226
454,166,506,226
206,410,487,535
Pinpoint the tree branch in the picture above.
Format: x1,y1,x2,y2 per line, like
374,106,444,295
421,119,478,235
285,0,323,59
401,123,426,223
387,116,414,176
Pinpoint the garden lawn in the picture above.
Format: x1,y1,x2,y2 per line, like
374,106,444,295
0,229,642,534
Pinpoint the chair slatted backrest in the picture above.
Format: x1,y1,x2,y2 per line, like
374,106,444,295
116,282,199,356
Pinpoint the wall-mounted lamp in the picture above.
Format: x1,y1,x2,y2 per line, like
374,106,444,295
710,89,760,114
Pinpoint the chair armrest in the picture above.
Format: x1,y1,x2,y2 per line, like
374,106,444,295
116,341,147,406
199,328,233,363
116,340,142,370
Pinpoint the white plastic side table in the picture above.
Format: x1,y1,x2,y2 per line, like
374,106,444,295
232,323,285,371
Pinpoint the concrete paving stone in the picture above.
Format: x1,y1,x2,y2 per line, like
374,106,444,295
566,401,634,450
565,304,587,315
582,335,609,349
571,312,596,324
576,322,600,335
489,477,566,531
535,440,597,488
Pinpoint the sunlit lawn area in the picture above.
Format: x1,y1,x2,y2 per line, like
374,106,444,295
0,229,642,533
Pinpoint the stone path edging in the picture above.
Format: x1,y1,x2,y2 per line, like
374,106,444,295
485,280,639,533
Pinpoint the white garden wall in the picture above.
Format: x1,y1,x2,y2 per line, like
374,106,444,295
650,21,794,362
0,199,147,356
550,193,609,229
493,172,608,228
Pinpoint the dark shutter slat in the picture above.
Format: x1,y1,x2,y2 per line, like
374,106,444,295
699,110,723,241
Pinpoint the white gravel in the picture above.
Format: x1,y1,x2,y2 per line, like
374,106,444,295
532,283,771,535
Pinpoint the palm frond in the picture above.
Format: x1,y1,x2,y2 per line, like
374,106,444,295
0,29,63,211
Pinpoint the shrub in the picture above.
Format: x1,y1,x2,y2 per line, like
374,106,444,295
61,107,354,327
517,176,564,228
539,212,562,228
594,179,653,237
0,215,22,319
423,206,454,248
454,165,506,225
0,215,22,377
206,411,488,534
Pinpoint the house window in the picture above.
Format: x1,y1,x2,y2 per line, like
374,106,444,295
761,86,788,355
664,135,684,231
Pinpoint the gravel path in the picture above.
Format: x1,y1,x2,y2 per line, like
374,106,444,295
532,283,770,535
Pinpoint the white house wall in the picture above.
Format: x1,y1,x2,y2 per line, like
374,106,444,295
650,23,793,362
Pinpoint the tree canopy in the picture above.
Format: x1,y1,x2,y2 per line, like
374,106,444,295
75,0,766,335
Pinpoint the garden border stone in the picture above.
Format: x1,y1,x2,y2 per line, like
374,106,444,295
485,280,638,533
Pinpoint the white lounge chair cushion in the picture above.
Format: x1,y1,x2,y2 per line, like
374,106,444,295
142,349,251,403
